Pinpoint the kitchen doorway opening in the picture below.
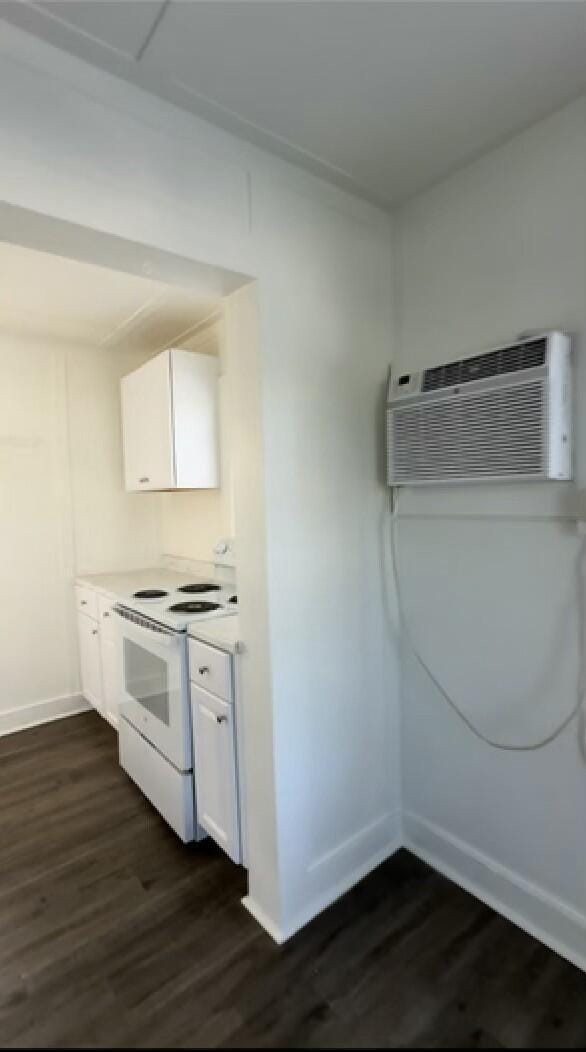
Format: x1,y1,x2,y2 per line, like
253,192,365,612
0,201,263,910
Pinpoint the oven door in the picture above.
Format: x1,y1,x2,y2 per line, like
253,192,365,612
114,605,191,772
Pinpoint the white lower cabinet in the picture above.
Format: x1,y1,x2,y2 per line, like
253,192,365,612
77,611,104,715
76,585,118,727
98,599,120,728
191,680,241,863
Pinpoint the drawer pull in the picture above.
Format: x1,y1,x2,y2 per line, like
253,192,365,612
81,600,87,606
189,639,232,702
92,629,98,636
139,477,150,484
103,611,110,618
216,715,227,725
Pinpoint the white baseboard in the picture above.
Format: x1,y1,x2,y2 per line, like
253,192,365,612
404,810,586,974
283,832,402,943
0,693,91,738
242,895,286,944
243,810,402,944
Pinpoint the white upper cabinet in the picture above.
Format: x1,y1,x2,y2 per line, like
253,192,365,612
121,349,220,491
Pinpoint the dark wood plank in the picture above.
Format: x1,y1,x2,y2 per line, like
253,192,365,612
0,711,585,1048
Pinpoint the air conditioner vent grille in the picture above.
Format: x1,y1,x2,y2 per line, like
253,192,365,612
422,338,546,393
388,381,546,483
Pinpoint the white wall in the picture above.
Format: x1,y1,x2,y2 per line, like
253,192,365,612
0,24,400,941
0,330,160,734
395,95,586,967
254,186,399,932
0,334,77,730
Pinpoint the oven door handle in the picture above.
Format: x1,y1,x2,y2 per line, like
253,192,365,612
113,604,179,644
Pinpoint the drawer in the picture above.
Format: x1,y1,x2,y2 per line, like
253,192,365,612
189,637,233,702
75,583,98,620
119,717,197,843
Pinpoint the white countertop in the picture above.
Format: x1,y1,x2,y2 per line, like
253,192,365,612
77,567,200,599
188,615,241,654
76,567,240,640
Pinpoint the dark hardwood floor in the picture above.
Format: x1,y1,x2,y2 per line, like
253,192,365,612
1,712,585,1048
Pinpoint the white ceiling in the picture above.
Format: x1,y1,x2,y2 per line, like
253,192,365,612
0,241,219,350
2,2,586,207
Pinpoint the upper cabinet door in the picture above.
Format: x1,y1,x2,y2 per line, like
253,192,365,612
121,350,220,492
171,350,220,489
121,350,174,491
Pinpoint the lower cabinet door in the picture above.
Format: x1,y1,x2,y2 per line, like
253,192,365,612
100,633,119,728
98,601,119,728
191,683,241,863
77,612,104,715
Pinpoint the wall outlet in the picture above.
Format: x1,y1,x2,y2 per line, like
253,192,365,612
213,537,236,568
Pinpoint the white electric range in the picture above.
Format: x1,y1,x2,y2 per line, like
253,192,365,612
114,576,237,842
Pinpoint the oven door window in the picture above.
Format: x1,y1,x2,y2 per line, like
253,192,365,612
124,638,170,726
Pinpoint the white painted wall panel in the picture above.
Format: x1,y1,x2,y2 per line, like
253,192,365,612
254,183,399,930
396,96,586,948
0,334,159,732
66,345,161,573
0,53,252,276
0,341,75,713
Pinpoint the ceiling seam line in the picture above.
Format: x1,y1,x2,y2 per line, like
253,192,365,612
135,0,170,63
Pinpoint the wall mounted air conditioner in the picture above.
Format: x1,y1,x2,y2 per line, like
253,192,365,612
386,331,572,485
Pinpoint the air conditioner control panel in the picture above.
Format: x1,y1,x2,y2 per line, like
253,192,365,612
388,371,422,399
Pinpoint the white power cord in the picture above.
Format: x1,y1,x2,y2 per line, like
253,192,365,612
388,488,586,751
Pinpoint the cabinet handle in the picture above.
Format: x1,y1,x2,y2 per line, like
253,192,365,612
80,600,87,606
139,477,150,484
216,715,227,725
198,665,210,676
92,629,98,636
103,611,110,618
